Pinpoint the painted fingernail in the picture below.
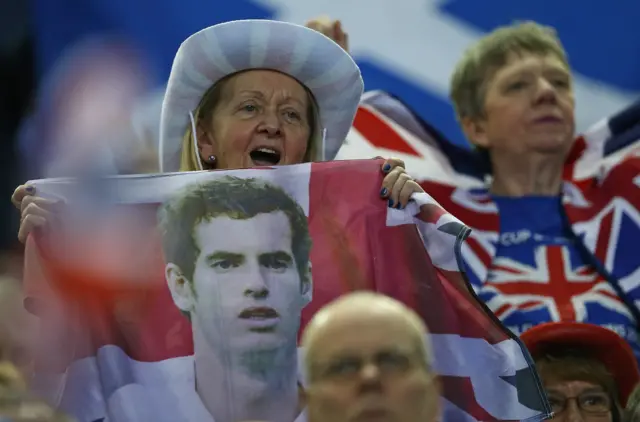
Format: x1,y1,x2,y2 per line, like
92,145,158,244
380,188,388,197
382,163,391,173
25,186,35,193
388,199,394,207
396,203,403,209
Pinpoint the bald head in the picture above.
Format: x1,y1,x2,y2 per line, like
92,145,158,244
302,291,432,381
302,292,440,422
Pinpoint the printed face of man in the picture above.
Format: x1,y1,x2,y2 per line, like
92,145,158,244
187,211,306,354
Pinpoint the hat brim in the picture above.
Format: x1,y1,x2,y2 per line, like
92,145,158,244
159,19,364,173
521,322,640,406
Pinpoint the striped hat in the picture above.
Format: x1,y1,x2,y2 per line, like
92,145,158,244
159,19,364,173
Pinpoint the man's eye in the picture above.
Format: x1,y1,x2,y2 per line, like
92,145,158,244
270,260,289,270
378,353,411,371
325,360,360,377
212,260,236,271
261,254,292,271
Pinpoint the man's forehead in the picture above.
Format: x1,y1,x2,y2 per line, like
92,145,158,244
310,312,419,357
320,341,416,361
193,211,293,249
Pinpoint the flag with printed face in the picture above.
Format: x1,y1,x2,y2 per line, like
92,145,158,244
23,159,551,422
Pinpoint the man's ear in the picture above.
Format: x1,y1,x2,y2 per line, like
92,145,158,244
461,116,491,149
301,262,313,306
165,263,195,313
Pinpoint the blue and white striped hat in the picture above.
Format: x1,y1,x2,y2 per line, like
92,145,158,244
159,19,364,173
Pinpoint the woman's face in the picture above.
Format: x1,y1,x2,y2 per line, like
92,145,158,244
463,52,576,158
197,70,312,170
545,379,613,422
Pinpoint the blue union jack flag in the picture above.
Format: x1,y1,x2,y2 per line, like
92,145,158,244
480,244,633,324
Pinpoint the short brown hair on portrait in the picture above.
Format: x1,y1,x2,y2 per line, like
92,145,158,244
157,176,312,287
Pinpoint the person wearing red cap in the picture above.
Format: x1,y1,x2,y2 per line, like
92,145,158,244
522,322,640,422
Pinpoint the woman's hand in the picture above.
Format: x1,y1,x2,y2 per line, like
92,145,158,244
11,184,60,243
378,158,424,209
305,16,349,53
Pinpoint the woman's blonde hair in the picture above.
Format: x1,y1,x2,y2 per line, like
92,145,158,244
178,71,322,172
450,21,569,122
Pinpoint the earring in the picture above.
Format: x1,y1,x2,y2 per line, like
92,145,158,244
208,155,216,164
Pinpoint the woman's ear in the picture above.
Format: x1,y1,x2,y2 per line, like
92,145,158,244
461,117,491,149
196,122,217,161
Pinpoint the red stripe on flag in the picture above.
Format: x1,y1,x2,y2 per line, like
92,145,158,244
465,236,493,270
419,181,501,232
353,106,422,157
563,136,586,181
595,210,614,260
416,203,448,225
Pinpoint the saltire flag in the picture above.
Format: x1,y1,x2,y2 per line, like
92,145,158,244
23,159,551,422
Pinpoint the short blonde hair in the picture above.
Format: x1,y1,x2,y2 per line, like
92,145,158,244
179,71,322,172
450,21,569,121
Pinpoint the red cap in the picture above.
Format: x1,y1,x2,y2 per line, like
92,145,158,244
521,322,640,406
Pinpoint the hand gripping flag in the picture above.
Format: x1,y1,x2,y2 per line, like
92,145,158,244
23,159,551,422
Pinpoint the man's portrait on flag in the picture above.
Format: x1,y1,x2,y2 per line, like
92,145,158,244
156,174,312,422
20,160,551,422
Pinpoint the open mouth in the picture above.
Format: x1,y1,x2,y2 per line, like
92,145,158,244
239,307,279,320
249,147,282,166
239,307,280,332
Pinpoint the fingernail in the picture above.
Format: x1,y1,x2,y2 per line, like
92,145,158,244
388,199,394,207
380,188,388,197
396,203,403,209
25,186,35,193
382,163,391,173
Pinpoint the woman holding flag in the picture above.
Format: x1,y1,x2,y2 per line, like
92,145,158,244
12,19,425,241
8,19,458,422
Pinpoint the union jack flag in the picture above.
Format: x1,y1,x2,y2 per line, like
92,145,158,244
338,90,640,419
481,245,632,323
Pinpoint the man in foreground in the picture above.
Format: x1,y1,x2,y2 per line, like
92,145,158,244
302,291,440,422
